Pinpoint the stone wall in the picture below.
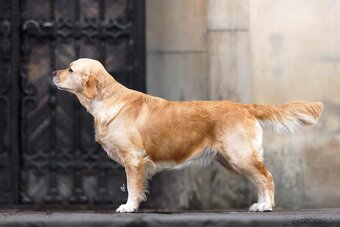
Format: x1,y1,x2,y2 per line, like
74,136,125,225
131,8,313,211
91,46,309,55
145,0,340,210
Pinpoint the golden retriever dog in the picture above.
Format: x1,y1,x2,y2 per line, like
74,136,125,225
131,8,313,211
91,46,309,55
53,58,323,212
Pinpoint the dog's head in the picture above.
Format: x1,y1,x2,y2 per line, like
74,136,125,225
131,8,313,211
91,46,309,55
53,58,103,99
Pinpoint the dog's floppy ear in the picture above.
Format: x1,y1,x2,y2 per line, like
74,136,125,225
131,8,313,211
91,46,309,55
83,73,98,99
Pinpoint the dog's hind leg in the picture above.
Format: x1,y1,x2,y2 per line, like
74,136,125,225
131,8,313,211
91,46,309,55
217,150,275,212
244,158,275,212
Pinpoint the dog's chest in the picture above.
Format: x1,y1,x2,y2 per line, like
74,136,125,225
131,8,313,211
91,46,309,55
94,119,123,165
90,100,125,146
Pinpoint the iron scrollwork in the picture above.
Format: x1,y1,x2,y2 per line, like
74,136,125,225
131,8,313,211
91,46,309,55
18,0,145,207
0,0,20,205
22,18,132,42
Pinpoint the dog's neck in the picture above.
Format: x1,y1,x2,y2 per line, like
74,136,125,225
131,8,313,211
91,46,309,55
75,72,128,120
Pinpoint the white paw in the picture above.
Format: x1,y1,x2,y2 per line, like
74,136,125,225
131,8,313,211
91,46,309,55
116,203,137,213
249,202,272,212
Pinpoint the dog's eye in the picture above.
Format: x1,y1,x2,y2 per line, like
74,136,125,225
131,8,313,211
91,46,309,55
69,68,73,73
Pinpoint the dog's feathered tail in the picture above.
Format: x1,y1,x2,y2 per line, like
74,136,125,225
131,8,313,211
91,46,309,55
247,101,323,134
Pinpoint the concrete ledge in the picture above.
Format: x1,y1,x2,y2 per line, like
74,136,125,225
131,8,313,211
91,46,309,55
1,209,340,227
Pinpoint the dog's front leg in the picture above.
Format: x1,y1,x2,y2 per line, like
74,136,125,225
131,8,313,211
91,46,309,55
116,162,146,213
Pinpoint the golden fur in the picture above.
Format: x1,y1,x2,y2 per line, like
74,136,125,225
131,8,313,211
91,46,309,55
53,58,323,212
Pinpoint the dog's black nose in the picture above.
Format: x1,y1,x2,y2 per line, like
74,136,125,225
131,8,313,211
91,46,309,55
52,71,57,76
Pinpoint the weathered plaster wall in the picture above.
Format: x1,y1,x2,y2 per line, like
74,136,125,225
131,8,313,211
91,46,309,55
249,0,340,209
145,0,340,210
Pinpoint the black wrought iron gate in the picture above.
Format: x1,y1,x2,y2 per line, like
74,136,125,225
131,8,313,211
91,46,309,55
0,0,145,207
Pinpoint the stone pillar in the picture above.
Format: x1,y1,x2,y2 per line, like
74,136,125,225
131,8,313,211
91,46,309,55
207,0,251,103
193,0,255,209
145,0,208,210
145,0,254,210
146,0,208,100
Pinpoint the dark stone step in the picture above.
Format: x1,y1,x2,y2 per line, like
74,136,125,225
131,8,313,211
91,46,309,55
1,209,340,227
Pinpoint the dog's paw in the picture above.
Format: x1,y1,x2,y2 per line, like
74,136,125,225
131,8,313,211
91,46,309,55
249,202,272,212
116,203,137,213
